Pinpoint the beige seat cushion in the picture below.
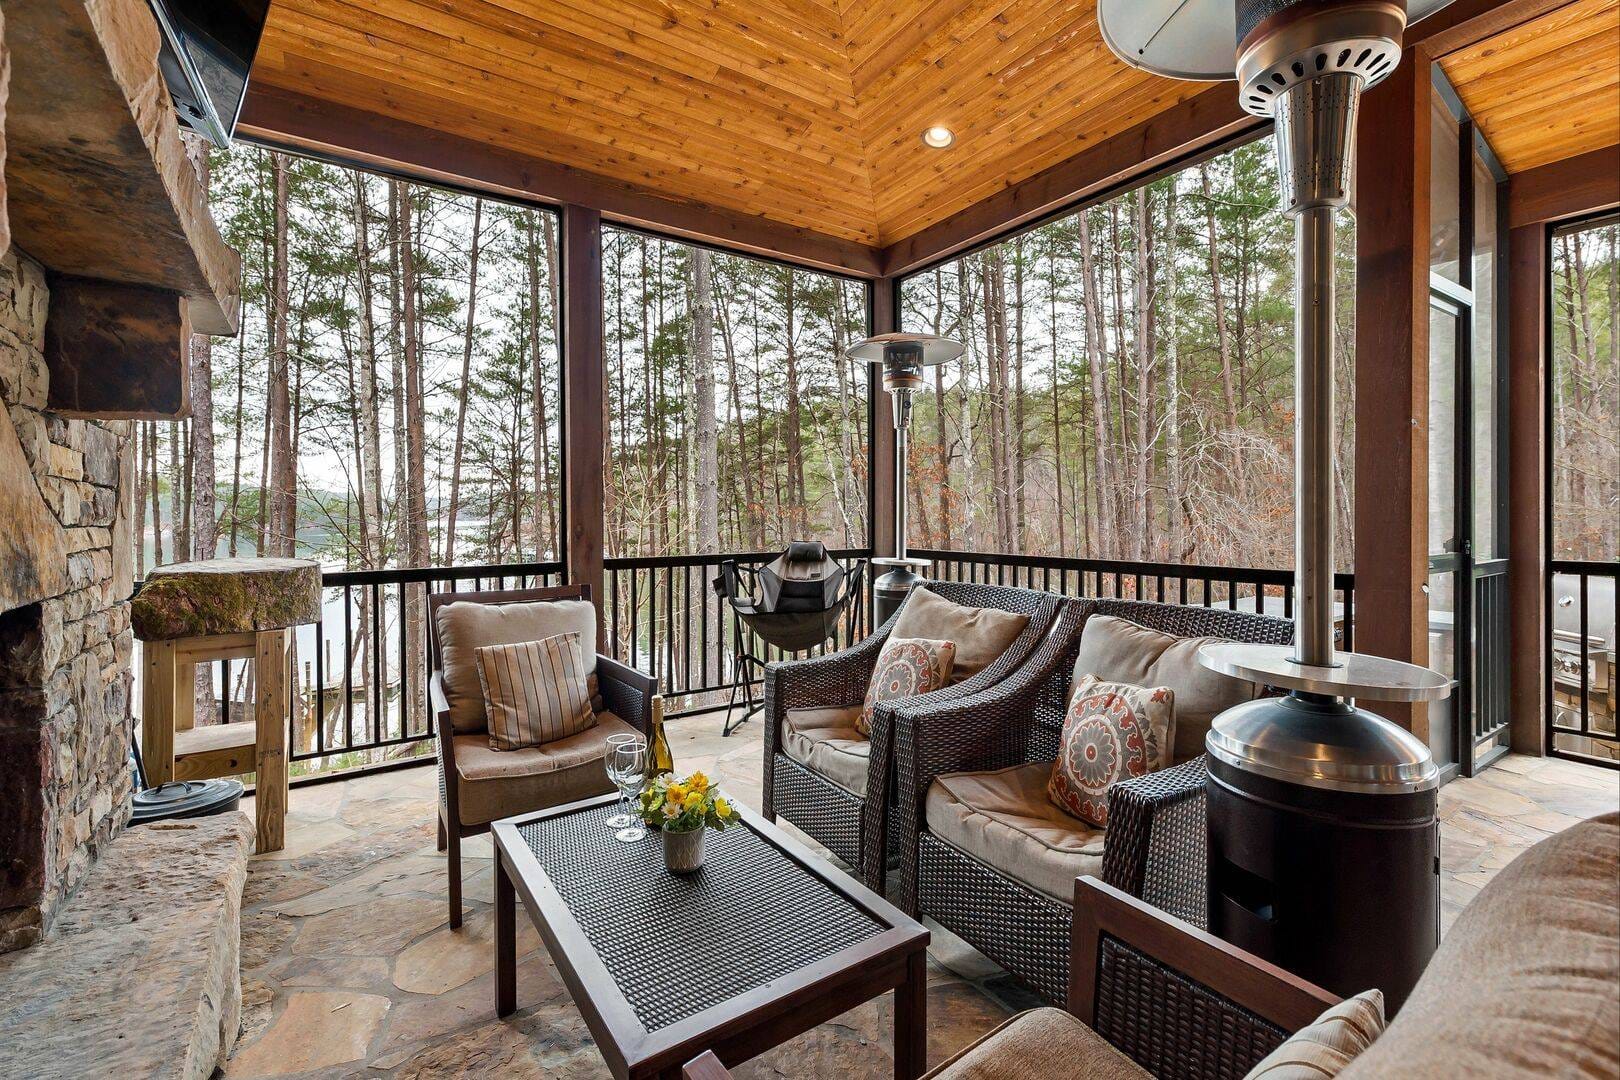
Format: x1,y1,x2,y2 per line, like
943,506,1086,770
782,705,870,795
1073,614,1259,763
451,711,635,826
926,762,1107,904
893,587,1030,684
926,1008,1150,1080
1245,990,1384,1078
1342,811,1620,1079
436,599,598,734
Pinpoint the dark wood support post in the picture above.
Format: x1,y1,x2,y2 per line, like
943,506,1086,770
1353,52,1431,738
561,204,606,650
867,278,898,565
1505,222,1546,755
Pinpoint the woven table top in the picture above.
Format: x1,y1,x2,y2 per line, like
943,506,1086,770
516,804,885,1032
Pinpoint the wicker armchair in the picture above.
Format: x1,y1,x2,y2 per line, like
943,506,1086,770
429,585,658,928
684,875,1340,1080
890,598,1293,1002
761,580,1069,890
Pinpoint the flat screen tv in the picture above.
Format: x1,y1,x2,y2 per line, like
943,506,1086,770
148,0,270,147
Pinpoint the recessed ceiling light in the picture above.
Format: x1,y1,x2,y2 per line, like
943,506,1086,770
922,126,954,149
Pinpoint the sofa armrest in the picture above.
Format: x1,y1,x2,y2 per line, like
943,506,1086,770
1100,757,1209,926
597,653,658,734
432,672,459,828
1071,877,1338,1075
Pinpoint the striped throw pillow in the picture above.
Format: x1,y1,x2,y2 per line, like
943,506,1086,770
475,633,597,751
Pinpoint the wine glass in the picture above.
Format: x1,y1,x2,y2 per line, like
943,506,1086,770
604,733,640,827
607,737,648,842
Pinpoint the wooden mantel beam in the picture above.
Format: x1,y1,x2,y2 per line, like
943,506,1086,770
238,84,883,280
4,0,239,336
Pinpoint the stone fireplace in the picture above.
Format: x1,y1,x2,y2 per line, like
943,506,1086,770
0,250,137,951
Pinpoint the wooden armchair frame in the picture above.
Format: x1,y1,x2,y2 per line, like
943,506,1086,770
429,583,658,928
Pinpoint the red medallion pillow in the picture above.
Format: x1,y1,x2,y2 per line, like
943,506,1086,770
1047,676,1175,828
856,637,957,737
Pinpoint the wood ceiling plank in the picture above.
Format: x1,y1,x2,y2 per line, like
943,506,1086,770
264,3,869,181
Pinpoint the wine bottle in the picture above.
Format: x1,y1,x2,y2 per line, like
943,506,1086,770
648,694,675,775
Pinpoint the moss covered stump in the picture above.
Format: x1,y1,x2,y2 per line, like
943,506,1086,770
132,557,321,641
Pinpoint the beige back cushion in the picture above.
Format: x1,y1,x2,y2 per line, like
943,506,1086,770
892,586,1029,684
436,599,597,733
1244,990,1384,1078
1071,615,1259,764
1340,811,1620,1079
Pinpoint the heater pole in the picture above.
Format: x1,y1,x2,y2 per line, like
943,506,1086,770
1294,203,1337,669
893,390,911,565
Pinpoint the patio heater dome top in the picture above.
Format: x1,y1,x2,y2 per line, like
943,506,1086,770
844,332,966,366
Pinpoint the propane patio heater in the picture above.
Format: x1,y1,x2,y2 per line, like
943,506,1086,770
1099,0,1454,1010
846,333,965,624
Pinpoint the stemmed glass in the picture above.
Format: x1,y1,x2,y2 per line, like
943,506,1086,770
605,735,648,842
604,733,640,827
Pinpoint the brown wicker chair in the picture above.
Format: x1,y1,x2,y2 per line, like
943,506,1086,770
888,598,1294,1002
761,580,1071,891
683,875,1341,1080
429,584,658,928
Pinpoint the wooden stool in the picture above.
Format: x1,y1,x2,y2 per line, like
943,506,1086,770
132,557,323,854
141,630,291,852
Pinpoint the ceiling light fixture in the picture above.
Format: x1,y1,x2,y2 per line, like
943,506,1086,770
921,126,954,148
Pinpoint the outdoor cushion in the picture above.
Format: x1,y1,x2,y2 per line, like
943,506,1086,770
857,636,956,736
450,710,634,826
1341,810,1620,1079
783,705,871,795
893,586,1029,684
1244,990,1385,1078
925,1007,1149,1080
1072,614,1259,764
926,762,1107,904
435,598,598,734
475,633,596,751
1048,677,1174,827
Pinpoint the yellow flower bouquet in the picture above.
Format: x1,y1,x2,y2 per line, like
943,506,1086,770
637,770,740,873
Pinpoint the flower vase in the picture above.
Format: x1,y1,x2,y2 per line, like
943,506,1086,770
662,826,705,873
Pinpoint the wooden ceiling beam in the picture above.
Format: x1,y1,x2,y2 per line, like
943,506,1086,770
1507,143,1620,227
237,84,883,278
879,85,1262,277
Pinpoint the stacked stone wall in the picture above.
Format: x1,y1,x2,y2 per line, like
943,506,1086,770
0,249,135,951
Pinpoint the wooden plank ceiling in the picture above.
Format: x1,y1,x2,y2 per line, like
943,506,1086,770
1439,0,1619,173
250,0,1206,247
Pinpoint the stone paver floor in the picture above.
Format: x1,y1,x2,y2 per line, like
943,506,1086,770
228,712,1618,1078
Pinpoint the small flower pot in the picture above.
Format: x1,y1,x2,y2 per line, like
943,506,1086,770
662,826,706,873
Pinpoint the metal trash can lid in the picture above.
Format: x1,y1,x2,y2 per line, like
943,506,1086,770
131,779,245,825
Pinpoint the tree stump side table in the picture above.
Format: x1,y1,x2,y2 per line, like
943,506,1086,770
133,558,322,853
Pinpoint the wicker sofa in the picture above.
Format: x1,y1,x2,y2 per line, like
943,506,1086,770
428,584,658,928
762,580,1069,887
686,810,1620,1080
887,598,1294,1002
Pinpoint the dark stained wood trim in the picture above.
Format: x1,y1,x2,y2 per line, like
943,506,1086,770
1506,223,1548,755
1507,145,1620,228
1070,878,1339,1037
561,206,606,650
1353,52,1432,737
868,279,898,561
1412,0,1581,59
44,277,191,419
237,84,883,279
880,87,1264,277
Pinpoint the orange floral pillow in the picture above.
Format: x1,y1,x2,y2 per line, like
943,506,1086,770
1048,676,1176,828
856,637,957,737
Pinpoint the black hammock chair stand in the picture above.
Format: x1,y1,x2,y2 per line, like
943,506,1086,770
712,542,865,737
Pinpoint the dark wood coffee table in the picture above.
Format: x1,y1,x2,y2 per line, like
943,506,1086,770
492,794,930,1080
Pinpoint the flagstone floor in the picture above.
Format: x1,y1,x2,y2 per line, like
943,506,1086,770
226,712,1618,1079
